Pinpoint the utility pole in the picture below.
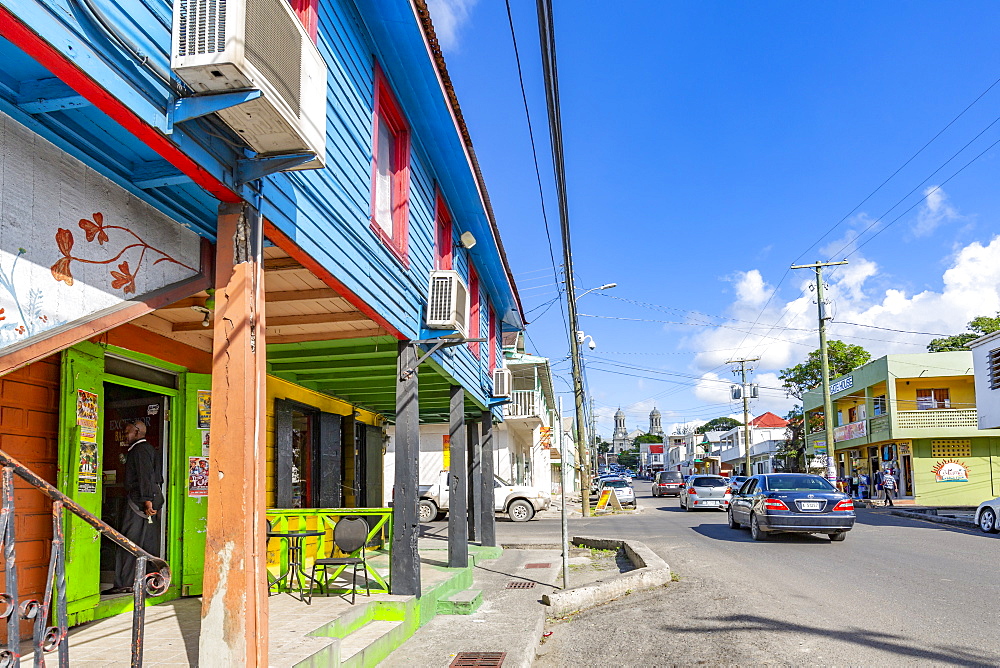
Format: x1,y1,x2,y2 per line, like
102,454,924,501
791,260,848,482
726,357,759,476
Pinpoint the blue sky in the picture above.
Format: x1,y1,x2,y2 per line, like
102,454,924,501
428,0,1000,437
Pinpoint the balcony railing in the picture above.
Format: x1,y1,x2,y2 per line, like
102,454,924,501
505,390,546,419
896,408,978,430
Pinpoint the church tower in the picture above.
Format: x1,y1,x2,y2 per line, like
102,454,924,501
649,407,663,436
612,408,628,453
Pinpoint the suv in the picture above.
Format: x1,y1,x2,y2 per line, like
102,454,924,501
651,470,684,497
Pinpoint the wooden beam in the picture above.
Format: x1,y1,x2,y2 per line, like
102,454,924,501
161,288,344,311
199,202,268,665
263,257,303,272
173,312,369,332
448,386,468,568
265,328,387,345
270,358,398,373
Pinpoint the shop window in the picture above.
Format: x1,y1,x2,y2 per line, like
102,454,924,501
434,193,453,270
275,399,343,508
370,69,411,264
916,388,950,410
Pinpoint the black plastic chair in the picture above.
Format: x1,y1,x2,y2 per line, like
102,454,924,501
309,516,370,604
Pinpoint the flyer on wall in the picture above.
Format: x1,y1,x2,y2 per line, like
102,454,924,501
197,390,211,429
188,456,209,497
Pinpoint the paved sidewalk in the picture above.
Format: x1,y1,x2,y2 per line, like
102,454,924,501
380,548,562,668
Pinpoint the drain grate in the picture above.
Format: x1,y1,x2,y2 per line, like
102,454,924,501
524,562,551,569
506,580,536,589
451,652,506,667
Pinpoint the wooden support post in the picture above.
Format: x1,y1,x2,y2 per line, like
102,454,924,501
467,419,481,543
480,412,497,547
391,341,421,595
198,202,268,666
447,386,468,568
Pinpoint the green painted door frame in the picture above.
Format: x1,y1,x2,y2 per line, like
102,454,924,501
59,343,208,625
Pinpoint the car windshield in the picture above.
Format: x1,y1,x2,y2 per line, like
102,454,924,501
765,475,836,492
603,480,628,488
692,477,726,487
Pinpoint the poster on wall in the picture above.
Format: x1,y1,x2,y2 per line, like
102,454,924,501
442,435,450,469
76,390,98,429
188,456,209,497
933,459,970,483
77,434,98,493
197,390,211,429
200,429,210,457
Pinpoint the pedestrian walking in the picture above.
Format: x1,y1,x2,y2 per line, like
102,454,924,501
859,473,869,499
103,419,164,595
849,471,860,498
882,468,897,506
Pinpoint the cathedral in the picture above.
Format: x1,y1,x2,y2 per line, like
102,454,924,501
609,407,664,453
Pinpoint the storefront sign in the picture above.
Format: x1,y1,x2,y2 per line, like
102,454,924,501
442,435,450,469
188,456,209,497
933,459,970,483
197,390,212,429
897,442,911,455
0,111,202,355
830,376,854,395
834,420,867,442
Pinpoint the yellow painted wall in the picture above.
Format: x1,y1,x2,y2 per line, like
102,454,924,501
912,437,1000,505
894,376,976,410
265,375,379,508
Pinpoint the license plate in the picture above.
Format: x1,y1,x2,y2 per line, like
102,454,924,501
801,501,821,510
701,500,718,505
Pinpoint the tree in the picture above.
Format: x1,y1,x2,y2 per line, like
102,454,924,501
695,417,742,434
672,423,695,435
927,313,1000,352
633,433,663,444
779,340,871,400
616,447,640,469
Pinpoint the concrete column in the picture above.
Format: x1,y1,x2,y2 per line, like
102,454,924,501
447,386,468,568
480,412,496,547
199,202,268,666
391,341,420,595
467,419,482,543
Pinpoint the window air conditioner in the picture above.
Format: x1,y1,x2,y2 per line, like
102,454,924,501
426,270,469,336
492,368,512,398
171,0,327,169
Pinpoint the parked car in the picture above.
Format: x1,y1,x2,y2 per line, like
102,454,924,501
418,471,550,523
975,496,1000,533
728,473,855,541
729,476,750,492
679,475,731,511
597,476,636,508
651,470,684,497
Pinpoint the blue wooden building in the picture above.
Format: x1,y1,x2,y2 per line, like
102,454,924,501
0,0,523,661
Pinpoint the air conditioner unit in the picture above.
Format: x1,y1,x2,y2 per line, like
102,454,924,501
171,0,327,169
492,368,512,398
426,270,469,336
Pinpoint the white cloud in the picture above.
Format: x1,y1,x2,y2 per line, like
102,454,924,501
912,186,960,238
426,0,478,51
733,269,769,306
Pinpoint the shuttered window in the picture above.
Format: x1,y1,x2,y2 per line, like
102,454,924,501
370,68,411,264
988,348,1000,390
469,264,481,357
435,193,453,270
275,399,342,508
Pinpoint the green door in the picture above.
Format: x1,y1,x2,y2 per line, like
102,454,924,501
181,373,212,595
59,342,105,624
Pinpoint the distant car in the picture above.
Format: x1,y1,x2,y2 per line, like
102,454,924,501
975,496,1000,533
679,475,731,511
598,476,636,508
728,473,855,541
651,470,684,497
729,476,750,492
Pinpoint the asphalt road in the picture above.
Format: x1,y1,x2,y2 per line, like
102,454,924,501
487,483,1000,667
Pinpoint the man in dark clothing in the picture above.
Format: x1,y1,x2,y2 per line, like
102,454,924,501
103,419,164,595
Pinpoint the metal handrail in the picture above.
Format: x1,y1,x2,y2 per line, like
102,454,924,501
0,449,170,667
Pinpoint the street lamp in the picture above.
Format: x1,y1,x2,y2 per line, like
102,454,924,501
570,282,616,517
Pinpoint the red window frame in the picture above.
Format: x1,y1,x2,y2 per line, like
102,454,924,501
289,0,319,42
434,192,453,271
370,67,411,266
469,264,481,357
488,304,497,372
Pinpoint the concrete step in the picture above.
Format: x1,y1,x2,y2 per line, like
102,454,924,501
340,619,405,665
436,588,483,615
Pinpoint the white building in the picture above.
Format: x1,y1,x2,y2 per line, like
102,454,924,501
970,330,1000,430
717,412,789,476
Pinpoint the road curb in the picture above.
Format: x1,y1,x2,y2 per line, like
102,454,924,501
888,508,977,529
540,536,671,617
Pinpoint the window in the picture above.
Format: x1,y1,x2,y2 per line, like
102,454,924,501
848,406,858,423
989,348,1000,390
469,264,480,357
916,388,950,410
370,69,410,263
488,304,497,371
289,0,319,42
275,400,343,508
873,395,887,416
434,193,453,270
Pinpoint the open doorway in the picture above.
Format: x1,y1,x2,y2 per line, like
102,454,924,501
99,383,168,597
